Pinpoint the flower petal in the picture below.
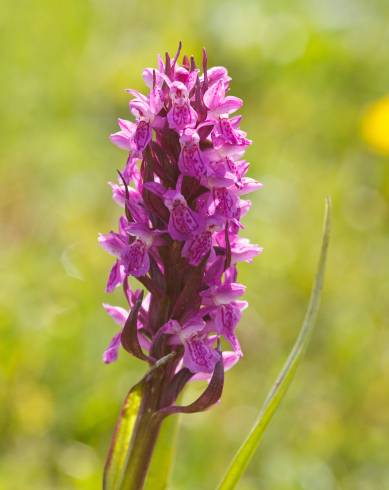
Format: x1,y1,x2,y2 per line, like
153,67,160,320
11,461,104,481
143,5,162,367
106,260,125,293
98,232,127,257
103,332,122,364
103,304,129,327
204,79,226,111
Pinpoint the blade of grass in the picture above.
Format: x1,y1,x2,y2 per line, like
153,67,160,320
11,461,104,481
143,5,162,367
103,381,144,490
217,197,331,490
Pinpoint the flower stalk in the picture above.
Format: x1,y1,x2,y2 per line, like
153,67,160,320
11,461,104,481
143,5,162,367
119,373,164,490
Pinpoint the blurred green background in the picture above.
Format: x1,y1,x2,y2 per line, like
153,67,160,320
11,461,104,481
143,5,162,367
1,0,389,488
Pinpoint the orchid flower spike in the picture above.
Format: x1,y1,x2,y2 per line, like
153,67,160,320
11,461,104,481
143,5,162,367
100,44,262,415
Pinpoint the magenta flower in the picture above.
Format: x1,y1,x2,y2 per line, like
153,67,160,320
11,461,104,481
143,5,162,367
161,318,220,373
109,118,137,152
100,44,262,420
178,129,208,179
167,81,197,130
164,188,204,240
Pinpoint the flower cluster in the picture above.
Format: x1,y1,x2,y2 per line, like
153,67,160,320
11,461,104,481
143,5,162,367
99,44,262,410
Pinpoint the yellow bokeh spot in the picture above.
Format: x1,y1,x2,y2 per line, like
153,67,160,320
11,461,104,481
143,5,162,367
14,383,54,434
361,96,389,155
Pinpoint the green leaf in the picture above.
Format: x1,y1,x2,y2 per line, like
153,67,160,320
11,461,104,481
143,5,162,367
103,381,144,490
144,414,181,490
217,197,331,490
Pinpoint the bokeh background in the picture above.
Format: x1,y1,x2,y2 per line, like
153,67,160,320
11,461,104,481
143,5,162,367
1,0,389,488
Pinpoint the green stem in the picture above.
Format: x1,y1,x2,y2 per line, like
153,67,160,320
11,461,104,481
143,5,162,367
119,373,165,490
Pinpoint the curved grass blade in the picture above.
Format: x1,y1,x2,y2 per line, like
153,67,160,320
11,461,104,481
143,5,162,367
103,381,144,490
144,414,181,490
217,197,331,490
